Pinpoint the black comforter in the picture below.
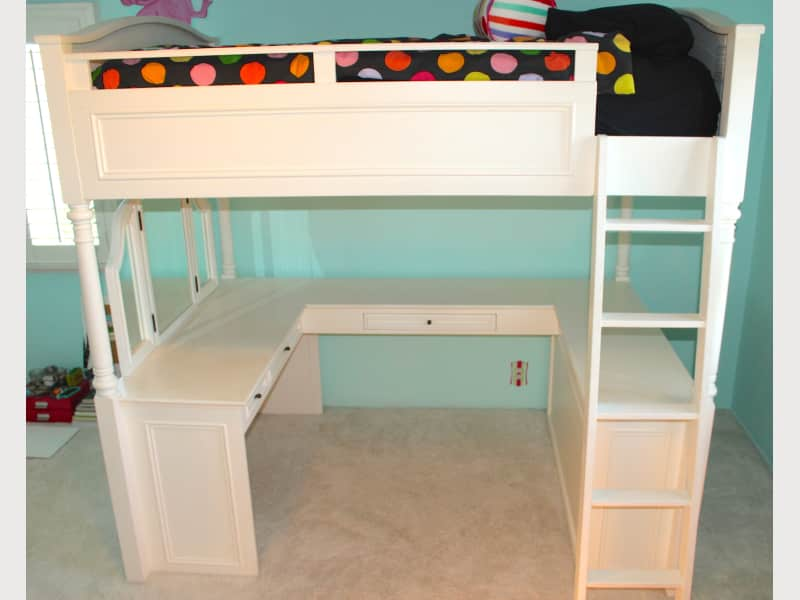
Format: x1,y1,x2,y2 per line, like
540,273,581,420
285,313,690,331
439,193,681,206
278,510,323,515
546,3,721,136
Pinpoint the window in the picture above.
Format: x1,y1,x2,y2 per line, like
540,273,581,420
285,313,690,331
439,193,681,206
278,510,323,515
26,3,109,270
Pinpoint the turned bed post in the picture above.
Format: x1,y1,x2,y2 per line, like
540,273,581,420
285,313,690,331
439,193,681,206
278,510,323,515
67,202,148,580
37,33,148,580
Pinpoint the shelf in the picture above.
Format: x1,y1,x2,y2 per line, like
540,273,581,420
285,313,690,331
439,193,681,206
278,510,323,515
606,219,711,233
592,489,690,508
598,402,698,421
601,312,705,329
587,568,683,589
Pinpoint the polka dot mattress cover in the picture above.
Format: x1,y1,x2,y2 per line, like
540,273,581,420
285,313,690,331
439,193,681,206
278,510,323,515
90,34,587,90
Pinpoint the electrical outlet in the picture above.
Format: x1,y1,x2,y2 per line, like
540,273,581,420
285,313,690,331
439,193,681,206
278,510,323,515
510,360,528,386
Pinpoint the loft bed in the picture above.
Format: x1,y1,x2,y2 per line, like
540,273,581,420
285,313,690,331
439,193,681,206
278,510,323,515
35,7,764,600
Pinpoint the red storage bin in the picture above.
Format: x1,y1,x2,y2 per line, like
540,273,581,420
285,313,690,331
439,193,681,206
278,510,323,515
26,379,91,423
27,405,75,423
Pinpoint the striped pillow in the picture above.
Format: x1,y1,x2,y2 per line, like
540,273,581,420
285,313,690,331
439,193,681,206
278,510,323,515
474,0,557,41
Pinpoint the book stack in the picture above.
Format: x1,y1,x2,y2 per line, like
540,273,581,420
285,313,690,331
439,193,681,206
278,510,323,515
72,389,97,423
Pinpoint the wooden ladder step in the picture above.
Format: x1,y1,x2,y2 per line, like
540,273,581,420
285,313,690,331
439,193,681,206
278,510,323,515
602,312,705,329
592,489,691,508
598,402,699,421
587,568,683,589
606,218,711,233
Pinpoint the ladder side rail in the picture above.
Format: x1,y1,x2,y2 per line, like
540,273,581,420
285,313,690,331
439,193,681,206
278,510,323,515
672,137,721,600
573,135,609,600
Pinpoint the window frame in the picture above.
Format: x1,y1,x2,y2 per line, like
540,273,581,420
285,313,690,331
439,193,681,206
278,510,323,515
26,2,105,271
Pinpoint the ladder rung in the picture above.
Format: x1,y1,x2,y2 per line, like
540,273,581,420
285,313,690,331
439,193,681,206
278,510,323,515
592,489,690,508
587,568,683,589
602,312,705,329
598,402,699,421
606,218,711,233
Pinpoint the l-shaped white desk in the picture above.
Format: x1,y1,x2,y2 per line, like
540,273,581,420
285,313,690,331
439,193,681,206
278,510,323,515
114,277,693,578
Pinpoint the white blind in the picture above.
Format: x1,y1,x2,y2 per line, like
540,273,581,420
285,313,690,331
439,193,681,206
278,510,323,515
25,43,98,247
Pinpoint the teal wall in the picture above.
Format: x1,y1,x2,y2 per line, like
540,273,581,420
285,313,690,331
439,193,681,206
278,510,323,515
322,336,551,409
731,106,773,466
26,272,85,371
26,1,772,456
225,197,613,409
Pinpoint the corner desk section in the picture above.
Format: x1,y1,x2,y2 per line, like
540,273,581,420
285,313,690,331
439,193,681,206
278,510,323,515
115,278,694,577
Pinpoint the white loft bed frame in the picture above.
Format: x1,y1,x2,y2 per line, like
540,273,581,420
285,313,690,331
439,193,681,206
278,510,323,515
36,10,764,600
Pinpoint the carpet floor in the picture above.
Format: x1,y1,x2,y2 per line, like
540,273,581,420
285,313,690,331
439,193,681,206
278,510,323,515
26,408,771,600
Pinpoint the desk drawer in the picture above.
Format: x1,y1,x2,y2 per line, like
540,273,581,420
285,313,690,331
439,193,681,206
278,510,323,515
363,311,497,333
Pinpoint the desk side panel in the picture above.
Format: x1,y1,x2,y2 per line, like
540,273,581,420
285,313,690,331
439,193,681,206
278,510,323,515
123,401,258,576
547,335,585,553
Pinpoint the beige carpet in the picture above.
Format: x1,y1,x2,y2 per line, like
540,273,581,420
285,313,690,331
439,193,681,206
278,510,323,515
26,409,771,600
26,424,79,458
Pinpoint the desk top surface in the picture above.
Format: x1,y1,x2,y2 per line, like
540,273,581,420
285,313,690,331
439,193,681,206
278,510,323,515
121,278,693,408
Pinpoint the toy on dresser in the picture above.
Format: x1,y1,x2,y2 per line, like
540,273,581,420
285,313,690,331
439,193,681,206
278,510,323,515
26,366,92,423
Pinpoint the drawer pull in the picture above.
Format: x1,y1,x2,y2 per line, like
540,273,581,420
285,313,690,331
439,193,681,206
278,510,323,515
427,319,432,325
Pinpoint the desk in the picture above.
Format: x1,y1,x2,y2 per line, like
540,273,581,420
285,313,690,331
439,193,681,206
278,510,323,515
114,278,693,577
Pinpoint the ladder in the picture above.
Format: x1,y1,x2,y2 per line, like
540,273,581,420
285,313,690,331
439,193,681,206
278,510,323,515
573,135,726,600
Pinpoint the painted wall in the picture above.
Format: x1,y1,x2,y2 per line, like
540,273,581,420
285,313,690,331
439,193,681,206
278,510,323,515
26,272,86,371
25,0,772,440
732,106,773,466
226,197,613,409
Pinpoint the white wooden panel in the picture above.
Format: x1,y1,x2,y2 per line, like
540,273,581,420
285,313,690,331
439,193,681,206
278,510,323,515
589,508,682,571
547,336,585,553
592,489,690,508
303,305,558,336
589,422,687,573
587,568,682,589
145,422,241,566
92,107,573,179
262,335,323,416
243,321,304,427
363,311,497,333
605,137,714,197
69,83,596,199
594,422,687,491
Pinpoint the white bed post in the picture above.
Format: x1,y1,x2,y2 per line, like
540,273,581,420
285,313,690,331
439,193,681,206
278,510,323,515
68,202,147,581
615,196,633,282
218,197,237,279
675,22,764,599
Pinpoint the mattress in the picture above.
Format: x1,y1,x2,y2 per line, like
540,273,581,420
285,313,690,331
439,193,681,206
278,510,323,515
89,32,720,137
91,35,575,89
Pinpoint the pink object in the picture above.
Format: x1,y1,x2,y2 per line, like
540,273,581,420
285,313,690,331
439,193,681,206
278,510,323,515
410,71,435,81
490,53,518,74
190,63,216,85
121,0,213,24
335,52,360,68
